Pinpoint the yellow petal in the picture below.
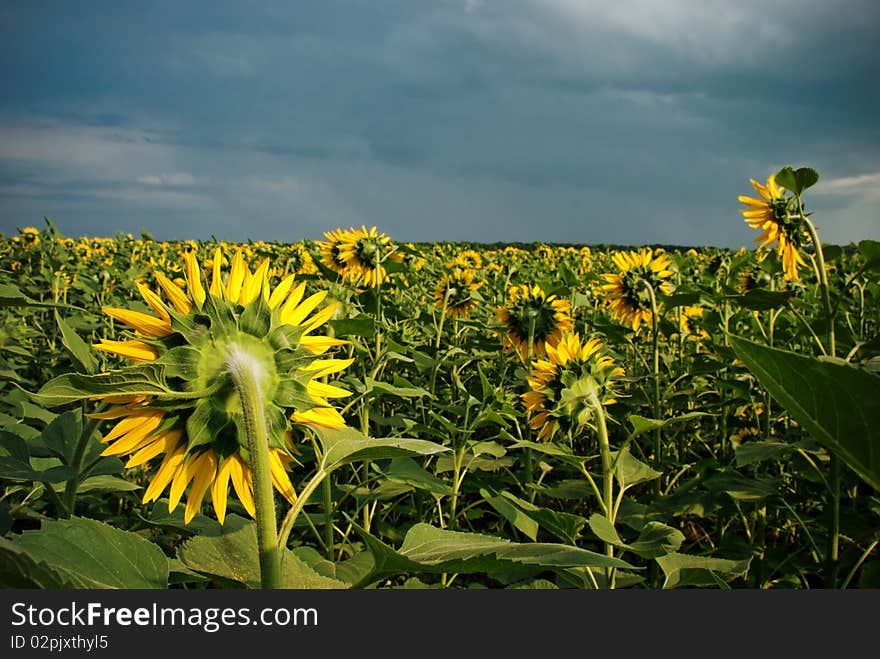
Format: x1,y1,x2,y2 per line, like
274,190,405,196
136,283,171,322
281,290,328,326
269,449,297,505
184,451,217,523
211,456,235,525
93,339,159,362
291,406,346,428
267,274,296,310
155,272,192,314
241,258,270,306
229,455,256,518
183,250,207,309
225,251,247,304
143,443,186,503
102,307,171,337
209,247,224,299
306,380,351,399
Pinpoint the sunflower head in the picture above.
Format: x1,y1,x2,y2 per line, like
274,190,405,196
433,267,482,319
739,174,809,281
319,226,395,288
679,305,709,341
496,284,573,361
454,249,483,270
522,333,624,442
600,248,674,332
89,246,352,524
19,227,41,248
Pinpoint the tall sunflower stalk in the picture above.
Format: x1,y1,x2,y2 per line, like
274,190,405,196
43,246,353,588
600,249,674,482
740,166,840,586
318,226,397,532
523,333,625,587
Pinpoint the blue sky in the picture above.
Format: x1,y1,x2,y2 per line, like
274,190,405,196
1,0,878,248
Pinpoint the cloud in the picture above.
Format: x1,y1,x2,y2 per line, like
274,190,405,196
813,172,880,197
136,172,197,186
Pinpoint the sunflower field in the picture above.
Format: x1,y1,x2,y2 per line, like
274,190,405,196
1,166,878,590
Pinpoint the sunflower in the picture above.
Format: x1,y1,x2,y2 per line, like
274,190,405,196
89,246,352,524
19,227,40,248
679,305,709,341
496,284,573,361
433,267,482,319
522,333,624,442
454,249,483,270
739,174,808,281
600,248,674,331
319,226,395,287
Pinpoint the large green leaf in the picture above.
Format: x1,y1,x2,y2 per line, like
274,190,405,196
55,311,98,374
177,522,348,589
0,516,168,588
349,522,634,586
307,424,449,472
656,552,752,588
29,367,172,407
731,336,880,491
587,514,684,559
482,489,585,545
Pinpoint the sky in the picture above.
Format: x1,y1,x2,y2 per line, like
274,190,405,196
1,0,878,248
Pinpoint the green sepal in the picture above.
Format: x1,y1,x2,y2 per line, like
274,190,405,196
240,294,271,338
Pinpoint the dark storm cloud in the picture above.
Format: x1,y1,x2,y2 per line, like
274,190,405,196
1,0,877,247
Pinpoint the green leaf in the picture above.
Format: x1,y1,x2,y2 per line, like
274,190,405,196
365,376,431,399
656,552,752,588
483,490,585,545
588,514,683,559
703,470,781,501
628,411,709,439
774,165,798,193
307,424,449,473
0,516,168,588
155,346,201,381
725,290,792,310
30,367,171,407
350,522,635,586
731,335,880,491
383,457,453,496
0,283,32,307
55,312,98,374
178,522,349,589
858,240,880,271
329,316,375,338
613,449,662,490
795,166,819,193
40,409,82,465
734,439,814,468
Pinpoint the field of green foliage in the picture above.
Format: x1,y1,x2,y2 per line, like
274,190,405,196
1,167,878,589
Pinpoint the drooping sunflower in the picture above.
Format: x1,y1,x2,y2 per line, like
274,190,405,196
600,248,674,332
522,333,624,442
433,267,482,319
496,284,574,361
319,226,395,287
89,246,352,524
739,174,808,281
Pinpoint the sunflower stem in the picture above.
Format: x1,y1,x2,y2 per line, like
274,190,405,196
278,466,329,551
588,391,615,589
227,345,281,590
801,212,840,589
645,283,662,492
323,472,335,561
